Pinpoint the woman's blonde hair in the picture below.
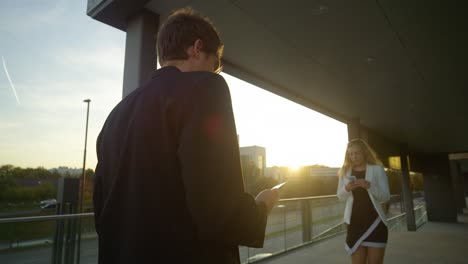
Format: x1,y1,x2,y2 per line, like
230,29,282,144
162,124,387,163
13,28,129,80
338,138,382,178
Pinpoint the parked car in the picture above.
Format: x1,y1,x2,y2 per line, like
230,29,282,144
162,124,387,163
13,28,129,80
40,199,57,211
40,198,57,206
40,202,57,211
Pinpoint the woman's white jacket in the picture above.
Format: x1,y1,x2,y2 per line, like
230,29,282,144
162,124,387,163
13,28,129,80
337,164,391,226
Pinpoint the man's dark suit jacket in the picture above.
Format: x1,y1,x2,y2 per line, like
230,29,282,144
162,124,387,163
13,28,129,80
93,66,268,264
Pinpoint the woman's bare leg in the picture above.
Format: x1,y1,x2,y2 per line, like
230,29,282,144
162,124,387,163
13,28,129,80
367,247,385,264
351,246,367,264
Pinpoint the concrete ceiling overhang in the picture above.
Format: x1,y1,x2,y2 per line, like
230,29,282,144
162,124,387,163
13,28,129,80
87,0,468,153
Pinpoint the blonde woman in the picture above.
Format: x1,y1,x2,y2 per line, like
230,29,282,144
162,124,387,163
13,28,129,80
337,138,390,264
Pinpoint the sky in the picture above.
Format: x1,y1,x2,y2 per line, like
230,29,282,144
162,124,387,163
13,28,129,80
0,0,348,170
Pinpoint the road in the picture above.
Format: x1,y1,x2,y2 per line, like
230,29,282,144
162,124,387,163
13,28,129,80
0,238,98,264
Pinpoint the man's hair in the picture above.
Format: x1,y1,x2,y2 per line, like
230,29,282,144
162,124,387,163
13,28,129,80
157,7,224,66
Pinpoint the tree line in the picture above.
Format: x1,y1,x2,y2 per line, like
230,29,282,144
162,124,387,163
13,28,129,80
1,163,424,203
0,165,95,203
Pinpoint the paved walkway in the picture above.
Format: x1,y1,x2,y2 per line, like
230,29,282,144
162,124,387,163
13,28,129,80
258,221,468,264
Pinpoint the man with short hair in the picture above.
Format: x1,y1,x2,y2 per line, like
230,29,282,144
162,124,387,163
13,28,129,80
93,8,279,263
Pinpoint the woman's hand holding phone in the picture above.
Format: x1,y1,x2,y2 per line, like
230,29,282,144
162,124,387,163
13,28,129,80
344,176,358,192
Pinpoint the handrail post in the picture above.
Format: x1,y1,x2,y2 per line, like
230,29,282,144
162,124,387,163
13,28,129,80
52,203,65,264
301,200,312,242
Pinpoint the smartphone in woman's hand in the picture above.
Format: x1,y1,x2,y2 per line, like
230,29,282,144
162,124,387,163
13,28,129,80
345,175,357,182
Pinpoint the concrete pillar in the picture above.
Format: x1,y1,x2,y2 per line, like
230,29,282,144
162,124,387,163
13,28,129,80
464,172,468,198
400,144,416,231
449,159,467,213
347,118,368,142
122,10,159,98
347,118,360,141
359,126,369,143
412,153,457,222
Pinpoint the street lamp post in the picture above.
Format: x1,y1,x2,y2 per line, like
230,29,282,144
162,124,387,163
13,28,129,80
79,99,91,214
77,99,91,264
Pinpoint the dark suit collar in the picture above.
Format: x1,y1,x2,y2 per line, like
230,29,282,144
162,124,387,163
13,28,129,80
151,66,181,79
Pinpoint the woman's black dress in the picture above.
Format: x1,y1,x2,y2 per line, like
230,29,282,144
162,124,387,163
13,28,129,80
345,170,388,255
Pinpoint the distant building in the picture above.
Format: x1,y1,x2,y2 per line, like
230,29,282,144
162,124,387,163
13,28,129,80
281,165,340,198
239,146,266,193
265,166,292,182
239,146,266,176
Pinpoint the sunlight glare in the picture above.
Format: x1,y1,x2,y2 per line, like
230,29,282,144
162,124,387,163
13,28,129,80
222,73,348,168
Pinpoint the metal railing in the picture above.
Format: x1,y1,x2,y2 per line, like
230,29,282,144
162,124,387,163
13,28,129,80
0,195,426,264
0,213,94,224
242,195,345,263
0,212,96,264
387,204,427,231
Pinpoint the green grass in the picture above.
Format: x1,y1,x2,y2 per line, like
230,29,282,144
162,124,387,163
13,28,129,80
0,198,96,248
0,221,55,242
0,201,39,214
0,216,96,245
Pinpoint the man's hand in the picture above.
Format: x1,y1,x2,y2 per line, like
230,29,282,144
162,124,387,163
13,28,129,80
255,189,279,213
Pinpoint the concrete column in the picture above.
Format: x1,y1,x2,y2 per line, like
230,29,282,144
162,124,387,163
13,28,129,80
359,126,369,143
412,153,457,222
449,160,466,213
464,172,468,198
347,118,369,143
347,118,360,141
122,10,159,98
400,144,416,231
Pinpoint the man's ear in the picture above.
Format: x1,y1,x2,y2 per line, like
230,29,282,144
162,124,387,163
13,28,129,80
186,45,195,58
186,39,203,60
193,39,203,58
